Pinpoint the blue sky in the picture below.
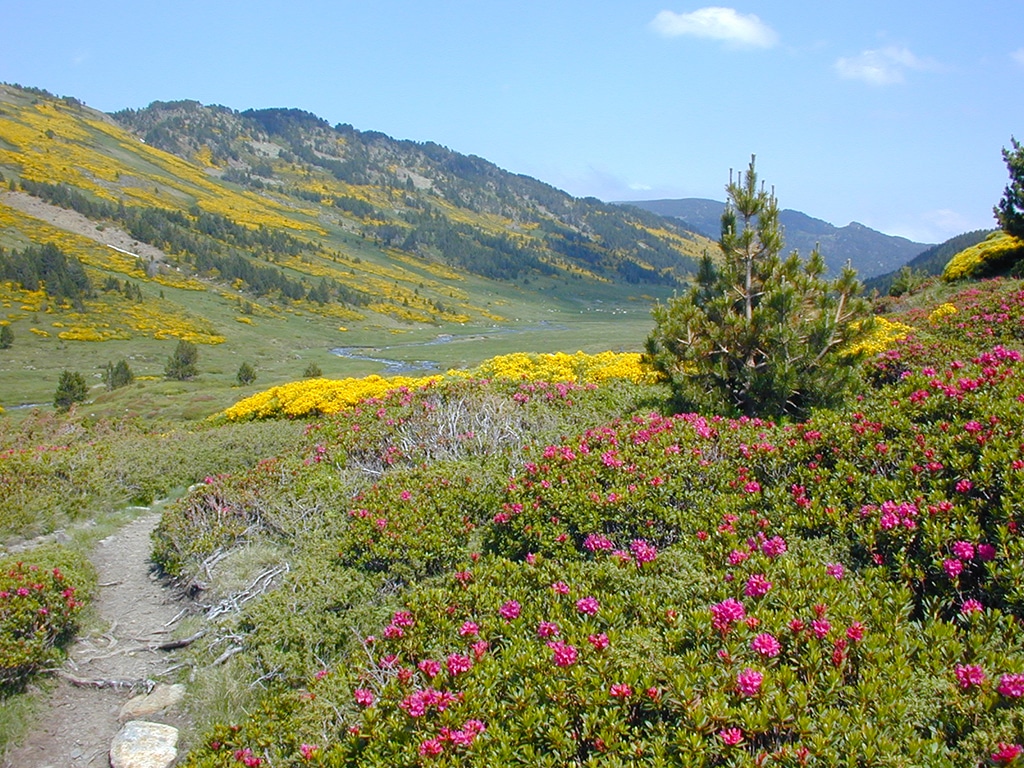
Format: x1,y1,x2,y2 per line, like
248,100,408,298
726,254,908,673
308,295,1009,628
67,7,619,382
3,1,1022,244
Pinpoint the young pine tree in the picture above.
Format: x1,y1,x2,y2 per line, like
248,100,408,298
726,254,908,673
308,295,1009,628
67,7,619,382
54,370,88,412
165,339,199,381
104,359,134,390
236,361,256,386
645,156,873,419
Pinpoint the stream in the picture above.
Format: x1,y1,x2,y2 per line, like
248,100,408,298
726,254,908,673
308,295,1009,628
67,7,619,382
330,322,568,374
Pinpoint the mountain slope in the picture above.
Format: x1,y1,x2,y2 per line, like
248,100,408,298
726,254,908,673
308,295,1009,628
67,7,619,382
0,84,719,409
621,197,932,278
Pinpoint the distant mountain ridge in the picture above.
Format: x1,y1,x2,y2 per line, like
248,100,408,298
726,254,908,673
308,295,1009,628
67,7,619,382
621,198,933,279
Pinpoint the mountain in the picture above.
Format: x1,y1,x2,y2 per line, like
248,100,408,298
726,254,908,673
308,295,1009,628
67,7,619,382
0,84,721,407
620,198,933,279
862,229,993,295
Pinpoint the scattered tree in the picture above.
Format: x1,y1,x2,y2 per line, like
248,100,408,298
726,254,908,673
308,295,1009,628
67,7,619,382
236,361,257,386
303,362,322,378
54,370,88,412
995,137,1024,239
104,359,134,390
165,339,199,381
0,324,12,349
645,156,872,419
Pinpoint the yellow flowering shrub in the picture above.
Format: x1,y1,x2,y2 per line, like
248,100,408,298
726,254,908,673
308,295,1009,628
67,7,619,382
942,232,1024,281
222,352,658,420
928,303,958,324
470,351,659,385
844,316,914,358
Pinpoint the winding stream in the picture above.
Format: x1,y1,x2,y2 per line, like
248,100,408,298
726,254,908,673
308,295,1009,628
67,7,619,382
330,322,568,374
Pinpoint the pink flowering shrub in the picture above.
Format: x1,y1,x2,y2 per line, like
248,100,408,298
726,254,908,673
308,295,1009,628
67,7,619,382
174,281,1024,767
0,548,93,693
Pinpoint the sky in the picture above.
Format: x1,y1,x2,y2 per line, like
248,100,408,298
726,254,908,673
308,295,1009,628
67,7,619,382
2,1,1023,244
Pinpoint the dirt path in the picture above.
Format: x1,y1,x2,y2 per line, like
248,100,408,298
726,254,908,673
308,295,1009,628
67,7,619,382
3,512,190,768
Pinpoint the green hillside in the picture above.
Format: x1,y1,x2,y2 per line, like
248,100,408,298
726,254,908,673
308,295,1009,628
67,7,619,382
0,84,711,416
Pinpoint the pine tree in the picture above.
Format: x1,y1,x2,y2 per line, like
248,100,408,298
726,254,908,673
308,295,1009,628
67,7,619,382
165,339,199,381
0,324,12,349
236,361,256,386
994,137,1024,239
104,359,134,390
54,370,88,412
645,156,873,419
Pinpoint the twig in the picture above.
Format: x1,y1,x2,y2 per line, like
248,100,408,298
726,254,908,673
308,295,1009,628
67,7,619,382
53,670,152,691
212,646,243,666
156,629,206,651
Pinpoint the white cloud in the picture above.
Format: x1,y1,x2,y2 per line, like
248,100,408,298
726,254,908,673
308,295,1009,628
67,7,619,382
834,46,938,86
1013,48,1024,68
650,7,778,49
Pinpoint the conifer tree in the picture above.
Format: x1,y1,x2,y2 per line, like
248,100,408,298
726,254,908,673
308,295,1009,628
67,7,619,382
0,324,12,350
645,156,872,419
54,370,88,412
165,339,199,381
995,137,1024,239
104,359,134,390
236,361,256,386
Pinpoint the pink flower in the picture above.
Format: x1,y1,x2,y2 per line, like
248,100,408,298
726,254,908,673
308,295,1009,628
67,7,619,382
536,621,560,638
978,543,997,561
955,479,973,494
354,688,375,707
447,654,472,676
943,558,963,579
846,622,866,642
811,619,832,639
710,598,746,632
960,598,984,615
418,659,441,678
630,539,658,564
419,738,444,757
744,574,772,598
998,673,1024,698
459,620,480,637
951,541,975,560
498,600,521,621
548,641,578,667
576,596,600,615
735,667,763,697
583,533,614,552
761,536,787,558
954,664,986,689
609,683,633,699
751,632,781,658
727,549,750,565
299,744,318,761
588,633,609,650
825,563,845,580
718,728,744,746
551,581,570,595
383,624,404,639
743,481,761,494
992,743,1023,765
471,640,490,660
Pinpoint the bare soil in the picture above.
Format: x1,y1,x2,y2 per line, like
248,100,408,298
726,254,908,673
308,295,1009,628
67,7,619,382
3,512,190,768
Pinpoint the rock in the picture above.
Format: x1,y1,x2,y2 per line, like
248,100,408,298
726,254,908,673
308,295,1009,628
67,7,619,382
109,721,178,768
119,683,186,721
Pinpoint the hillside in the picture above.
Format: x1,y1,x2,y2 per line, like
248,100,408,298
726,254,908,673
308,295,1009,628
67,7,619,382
863,229,993,295
0,84,713,411
622,197,932,278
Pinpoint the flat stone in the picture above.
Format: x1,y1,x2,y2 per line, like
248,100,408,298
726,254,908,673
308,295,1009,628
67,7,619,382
110,721,178,768
119,684,186,721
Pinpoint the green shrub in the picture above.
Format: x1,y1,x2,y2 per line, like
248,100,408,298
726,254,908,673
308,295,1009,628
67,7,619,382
0,546,94,694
